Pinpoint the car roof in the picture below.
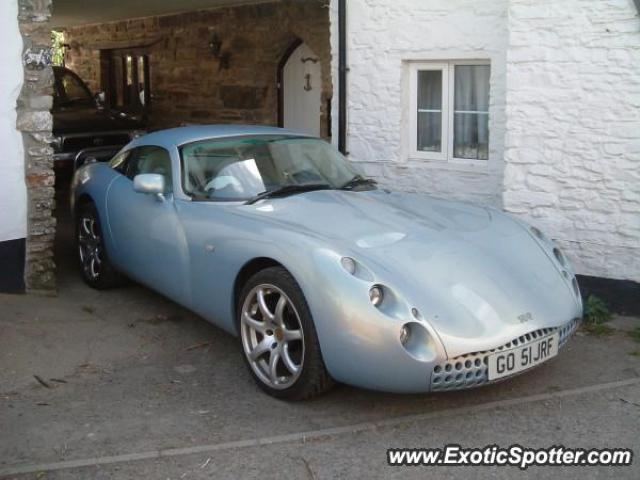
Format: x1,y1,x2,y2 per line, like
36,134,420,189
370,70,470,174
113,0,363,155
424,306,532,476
128,125,310,149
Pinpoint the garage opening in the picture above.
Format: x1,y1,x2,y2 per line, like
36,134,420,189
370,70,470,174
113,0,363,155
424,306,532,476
48,0,332,289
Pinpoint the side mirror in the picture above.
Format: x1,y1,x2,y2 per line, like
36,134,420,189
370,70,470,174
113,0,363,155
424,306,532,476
133,174,165,196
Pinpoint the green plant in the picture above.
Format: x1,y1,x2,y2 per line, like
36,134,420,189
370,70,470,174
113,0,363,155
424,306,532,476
583,323,614,336
628,327,640,343
583,295,612,325
51,30,65,67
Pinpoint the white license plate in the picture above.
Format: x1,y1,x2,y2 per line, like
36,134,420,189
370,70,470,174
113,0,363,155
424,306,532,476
487,332,559,381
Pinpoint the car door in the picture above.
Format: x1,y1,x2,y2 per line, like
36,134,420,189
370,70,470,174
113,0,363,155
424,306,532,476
106,145,190,304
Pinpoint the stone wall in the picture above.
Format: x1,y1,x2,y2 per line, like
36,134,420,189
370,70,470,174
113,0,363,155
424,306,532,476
332,0,639,282
331,0,509,207
64,1,332,136
503,0,640,282
17,0,56,292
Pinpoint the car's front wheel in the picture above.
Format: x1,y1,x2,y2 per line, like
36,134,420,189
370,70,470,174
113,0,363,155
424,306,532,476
238,267,333,400
76,202,123,289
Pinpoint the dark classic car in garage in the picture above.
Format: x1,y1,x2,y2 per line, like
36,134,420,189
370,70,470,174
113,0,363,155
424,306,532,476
52,66,145,176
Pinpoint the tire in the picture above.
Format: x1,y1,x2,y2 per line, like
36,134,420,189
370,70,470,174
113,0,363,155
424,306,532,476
76,201,124,289
237,267,334,400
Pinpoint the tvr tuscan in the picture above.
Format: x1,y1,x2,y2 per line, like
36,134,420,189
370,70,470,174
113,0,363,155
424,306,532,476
71,125,583,399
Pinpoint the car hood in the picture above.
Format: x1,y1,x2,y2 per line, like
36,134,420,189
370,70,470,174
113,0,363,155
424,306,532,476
53,106,143,134
243,189,580,357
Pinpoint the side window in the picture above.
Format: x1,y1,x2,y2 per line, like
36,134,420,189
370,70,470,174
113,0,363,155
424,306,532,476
110,150,131,174
126,146,173,191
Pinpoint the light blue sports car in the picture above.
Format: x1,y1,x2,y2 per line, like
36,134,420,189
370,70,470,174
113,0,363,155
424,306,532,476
71,125,583,399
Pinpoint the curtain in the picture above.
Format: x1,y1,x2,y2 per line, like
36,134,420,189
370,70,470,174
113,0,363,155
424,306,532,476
453,65,490,160
417,70,442,152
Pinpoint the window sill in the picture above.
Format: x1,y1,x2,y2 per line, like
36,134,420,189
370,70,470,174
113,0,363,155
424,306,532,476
406,156,491,174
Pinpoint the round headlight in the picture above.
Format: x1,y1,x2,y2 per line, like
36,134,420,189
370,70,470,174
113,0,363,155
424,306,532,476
530,226,545,240
399,325,411,346
369,285,384,307
553,247,567,267
340,257,356,275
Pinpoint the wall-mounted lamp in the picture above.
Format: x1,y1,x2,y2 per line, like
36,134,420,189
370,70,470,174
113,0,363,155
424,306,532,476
209,32,222,57
208,32,230,70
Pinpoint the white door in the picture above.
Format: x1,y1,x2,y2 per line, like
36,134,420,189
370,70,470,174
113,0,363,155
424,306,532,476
282,43,322,137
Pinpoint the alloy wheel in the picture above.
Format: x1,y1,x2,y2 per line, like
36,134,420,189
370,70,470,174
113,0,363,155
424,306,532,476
240,284,305,389
78,214,103,281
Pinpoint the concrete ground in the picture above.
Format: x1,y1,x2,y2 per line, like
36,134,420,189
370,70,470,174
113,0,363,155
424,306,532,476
1,208,639,479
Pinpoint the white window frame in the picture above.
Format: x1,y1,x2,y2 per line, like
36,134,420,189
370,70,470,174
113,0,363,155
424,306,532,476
409,60,490,163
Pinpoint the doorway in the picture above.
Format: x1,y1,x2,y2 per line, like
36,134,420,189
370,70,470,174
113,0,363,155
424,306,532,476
278,41,322,137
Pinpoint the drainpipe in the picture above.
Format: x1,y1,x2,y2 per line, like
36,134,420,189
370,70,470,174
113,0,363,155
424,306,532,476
338,0,347,154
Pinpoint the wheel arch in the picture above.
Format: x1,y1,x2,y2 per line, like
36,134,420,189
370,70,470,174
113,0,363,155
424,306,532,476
74,193,95,218
232,257,286,329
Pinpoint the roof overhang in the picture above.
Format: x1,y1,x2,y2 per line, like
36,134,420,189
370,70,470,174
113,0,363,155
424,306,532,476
51,0,279,28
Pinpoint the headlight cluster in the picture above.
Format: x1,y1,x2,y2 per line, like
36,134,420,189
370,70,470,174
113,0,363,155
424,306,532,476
553,247,567,267
340,256,440,359
341,256,408,345
341,256,386,307
528,226,582,305
530,226,545,241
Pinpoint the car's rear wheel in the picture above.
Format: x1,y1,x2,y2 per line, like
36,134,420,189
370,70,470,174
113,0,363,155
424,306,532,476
238,267,333,400
76,202,123,289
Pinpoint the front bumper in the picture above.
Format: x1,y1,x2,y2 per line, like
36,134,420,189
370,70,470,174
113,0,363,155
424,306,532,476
430,317,581,391
305,249,583,394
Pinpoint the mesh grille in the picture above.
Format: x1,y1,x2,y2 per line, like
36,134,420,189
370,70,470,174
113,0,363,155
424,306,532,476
430,317,581,391
62,134,130,153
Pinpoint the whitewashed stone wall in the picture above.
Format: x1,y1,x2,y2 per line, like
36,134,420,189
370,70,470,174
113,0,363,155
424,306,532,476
331,0,509,207
330,0,639,282
503,0,640,282
0,0,26,243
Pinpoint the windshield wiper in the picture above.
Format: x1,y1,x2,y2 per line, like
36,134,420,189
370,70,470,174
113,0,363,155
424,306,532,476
339,175,377,190
245,183,332,205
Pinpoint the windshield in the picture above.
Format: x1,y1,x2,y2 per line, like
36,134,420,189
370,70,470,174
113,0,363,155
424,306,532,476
180,135,361,201
54,69,94,108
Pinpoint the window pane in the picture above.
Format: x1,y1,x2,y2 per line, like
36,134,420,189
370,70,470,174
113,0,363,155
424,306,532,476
138,56,146,106
126,55,133,86
127,147,173,190
453,113,488,160
418,70,442,110
453,65,490,160
417,70,442,152
417,112,442,153
113,58,124,107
